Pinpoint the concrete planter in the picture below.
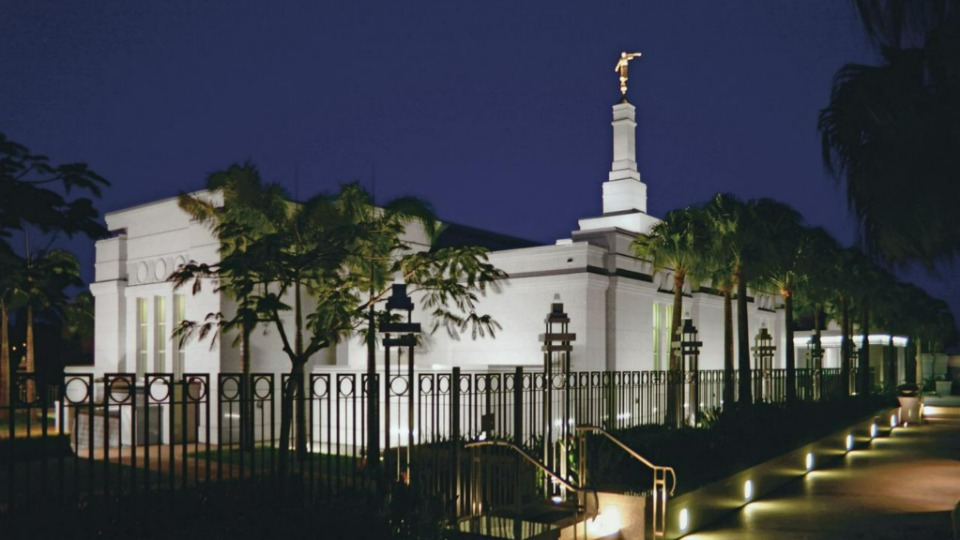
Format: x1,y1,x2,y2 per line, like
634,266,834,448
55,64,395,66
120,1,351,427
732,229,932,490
663,407,899,539
897,396,922,424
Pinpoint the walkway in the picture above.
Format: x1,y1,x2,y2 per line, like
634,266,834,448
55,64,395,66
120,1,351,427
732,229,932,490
686,407,960,539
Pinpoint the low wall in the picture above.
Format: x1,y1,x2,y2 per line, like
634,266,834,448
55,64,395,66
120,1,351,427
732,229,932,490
664,407,900,539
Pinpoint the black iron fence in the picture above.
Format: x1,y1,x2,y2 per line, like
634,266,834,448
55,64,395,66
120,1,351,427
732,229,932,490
2,366,864,515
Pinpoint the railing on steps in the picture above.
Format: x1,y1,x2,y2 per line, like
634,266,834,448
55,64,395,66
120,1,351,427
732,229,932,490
575,425,676,539
464,439,599,538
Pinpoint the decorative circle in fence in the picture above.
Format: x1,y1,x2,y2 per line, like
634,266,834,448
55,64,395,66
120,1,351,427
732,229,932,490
64,376,91,404
185,376,208,401
337,375,355,397
147,376,172,402
458,375,471,393
488,375,500,392
311,375,330,399
437,374,450,395
107,376,133,404
418,374,433,394
219,376,241,401
475,375,488,392
253,376,273,400
389,375,408,396
551,373,565,389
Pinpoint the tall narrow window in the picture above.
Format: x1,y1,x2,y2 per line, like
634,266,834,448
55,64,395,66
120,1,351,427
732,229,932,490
664,304,674,368
652,304,662,371
154,296,166,373
137,298,148,377
174,295,185,379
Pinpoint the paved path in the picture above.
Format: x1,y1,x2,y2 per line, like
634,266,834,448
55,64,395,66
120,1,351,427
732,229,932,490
686,413,960,539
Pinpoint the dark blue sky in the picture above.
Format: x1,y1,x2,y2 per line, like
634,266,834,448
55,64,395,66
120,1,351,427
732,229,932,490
3,1,956,328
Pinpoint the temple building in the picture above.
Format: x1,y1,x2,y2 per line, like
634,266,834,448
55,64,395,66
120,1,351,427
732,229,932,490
81,96,906,387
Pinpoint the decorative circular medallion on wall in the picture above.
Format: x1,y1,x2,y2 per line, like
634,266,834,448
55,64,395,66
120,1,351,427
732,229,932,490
155,258,167,281
137,262,148,284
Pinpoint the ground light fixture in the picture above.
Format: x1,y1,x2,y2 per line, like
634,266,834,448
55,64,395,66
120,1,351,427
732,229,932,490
678,508,689,532
870,423,878,439
890,414,898,428
805,452,814,471
743,479,753,501
586,507,622,538
845,434,854,451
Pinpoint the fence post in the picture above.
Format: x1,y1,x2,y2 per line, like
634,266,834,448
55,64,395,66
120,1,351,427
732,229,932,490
451,367,461,520
513,367,523,446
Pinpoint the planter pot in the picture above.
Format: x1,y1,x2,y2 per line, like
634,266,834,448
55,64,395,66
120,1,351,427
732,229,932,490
935,381,952,397
897,396,921,424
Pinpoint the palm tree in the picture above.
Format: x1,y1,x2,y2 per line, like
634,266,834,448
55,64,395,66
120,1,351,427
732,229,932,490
819,3,960,266
633,206,711,425
8,249,81,401
702,195,741,410
755,202,806,402
702,195,780,406
0,246,20,406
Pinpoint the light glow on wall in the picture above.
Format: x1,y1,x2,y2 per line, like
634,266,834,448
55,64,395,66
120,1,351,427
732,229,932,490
678,508,689,531
587,506,622,538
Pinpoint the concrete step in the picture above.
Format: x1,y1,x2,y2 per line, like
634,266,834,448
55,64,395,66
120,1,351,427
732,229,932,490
448,515,561,540
923,405,960,419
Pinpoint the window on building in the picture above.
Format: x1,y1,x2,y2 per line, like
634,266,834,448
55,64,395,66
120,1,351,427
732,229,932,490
137,298,148,377
652,304,662,371
174,295,185,379
154,296,166,373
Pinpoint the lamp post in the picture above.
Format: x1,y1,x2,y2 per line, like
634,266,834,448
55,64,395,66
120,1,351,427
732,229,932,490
540,298,575,497
808,334,824,400
379,284,421,484
752,324,775,402
672,317,702,426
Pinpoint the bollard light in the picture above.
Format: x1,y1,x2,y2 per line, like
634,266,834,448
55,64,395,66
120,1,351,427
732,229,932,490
678,508,689,532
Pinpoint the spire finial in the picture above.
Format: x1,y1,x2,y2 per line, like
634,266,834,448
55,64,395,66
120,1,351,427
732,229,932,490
614,51,643,97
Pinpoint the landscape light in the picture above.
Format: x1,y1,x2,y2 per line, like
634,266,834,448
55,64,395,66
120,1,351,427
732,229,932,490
743,479,753,501
870,423,878,438
890,414,898,428
678,508,689,532
845,434,854,451
805,452,814,471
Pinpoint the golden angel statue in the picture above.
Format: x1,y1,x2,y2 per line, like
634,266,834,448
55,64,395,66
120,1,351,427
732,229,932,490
614,51,643,96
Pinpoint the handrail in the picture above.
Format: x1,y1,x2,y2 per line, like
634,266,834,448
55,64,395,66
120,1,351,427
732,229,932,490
465,439,581,493
575,425,677,496
464,439,599,520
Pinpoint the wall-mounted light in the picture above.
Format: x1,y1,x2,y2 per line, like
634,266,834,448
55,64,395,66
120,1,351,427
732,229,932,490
743,479,753,501
805,452,814,471
890,414,898,428
845,434,854,451
870,423,878,439
678,508,689,532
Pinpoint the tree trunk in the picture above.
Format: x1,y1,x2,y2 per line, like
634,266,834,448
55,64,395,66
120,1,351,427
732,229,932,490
293,281,308,461
25,304,35,403
0,300,8,407
666,271,685,427
736,271,752,405
859,306,870,395
722,286,734,411
840,295,850,397
784,291,796,402
240,325,254,451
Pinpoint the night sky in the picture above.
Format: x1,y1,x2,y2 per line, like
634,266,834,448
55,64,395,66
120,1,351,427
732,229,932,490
3,1,956,330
